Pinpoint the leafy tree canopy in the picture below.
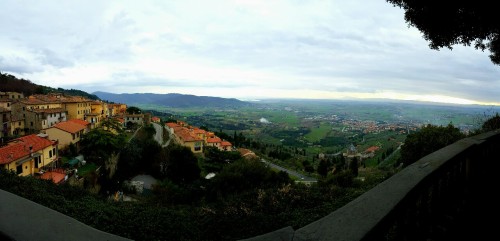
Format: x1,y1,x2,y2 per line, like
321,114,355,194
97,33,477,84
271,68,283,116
126,106,142,114
482,113,500,132
164,145,201,184
80,128,126,166
387,0,500,65
400,124,465,167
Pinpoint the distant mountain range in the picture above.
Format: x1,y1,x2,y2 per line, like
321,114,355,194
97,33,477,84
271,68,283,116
93,91,250,108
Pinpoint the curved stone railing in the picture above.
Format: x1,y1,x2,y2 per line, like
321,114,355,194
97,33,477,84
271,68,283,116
242,130,500,241
0,189,132,241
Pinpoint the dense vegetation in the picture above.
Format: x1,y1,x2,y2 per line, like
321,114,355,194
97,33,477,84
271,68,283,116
399,124,465,167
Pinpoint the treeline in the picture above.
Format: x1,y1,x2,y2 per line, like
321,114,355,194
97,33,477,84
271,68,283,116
0,72,99,100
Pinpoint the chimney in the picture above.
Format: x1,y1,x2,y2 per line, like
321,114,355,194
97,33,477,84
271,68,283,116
29,145,33,157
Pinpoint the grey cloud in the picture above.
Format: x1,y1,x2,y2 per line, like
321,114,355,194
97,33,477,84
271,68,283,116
0,55,41,74
37,48,74,68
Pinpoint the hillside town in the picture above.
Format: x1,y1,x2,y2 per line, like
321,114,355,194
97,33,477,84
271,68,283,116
0,91,143,183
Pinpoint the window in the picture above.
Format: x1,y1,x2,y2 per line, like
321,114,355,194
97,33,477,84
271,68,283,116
49,150,52,158
30,122,33,126
16,165,22,174
18,121,21,126
23,107,25,111
18,95,20,98
7,103,9,107
72,133,75,140
53,148,56,156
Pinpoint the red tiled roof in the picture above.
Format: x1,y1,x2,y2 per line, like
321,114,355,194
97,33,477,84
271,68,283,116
151,117,160,121
238,148,254,156
20,98,47,104
193,128,206,134
207,137,222,143
60,96,92,103
365,146,380,153
220,141,232,147
0,134,53,165
166,123,179,128
177,128,203,142
68,119,90,126
52,121,86,134
31,108,66,114
40,171,66,184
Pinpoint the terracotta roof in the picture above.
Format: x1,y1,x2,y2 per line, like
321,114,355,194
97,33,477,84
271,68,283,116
60,96,92,103
31,108,66,114
166,123,180,128
220,141,232,147
193,128,206,134
40,171,66,184
68,119,90,126
207,137,222,143
238,148,254,156
20,98,47,105
365,146,380,153
51,121,86,134
29,95,61,103
0,134,54,165
151,117,160,121
238,148,257,159
177,128,203,142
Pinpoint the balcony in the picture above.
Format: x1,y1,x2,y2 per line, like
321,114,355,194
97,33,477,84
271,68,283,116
242,130,499,241
1,130,498,241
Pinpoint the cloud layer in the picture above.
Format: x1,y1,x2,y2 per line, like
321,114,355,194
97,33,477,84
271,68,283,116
1,0,499,105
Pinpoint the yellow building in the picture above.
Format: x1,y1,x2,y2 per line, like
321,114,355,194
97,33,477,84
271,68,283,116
0,134,58,176
175,128,204,153
44,120,89,150
166,121,232,153
10,116,25,136
88,101,111,129
4,91,24,100
0,99,12,110
108,104,127,117
60,96,92,120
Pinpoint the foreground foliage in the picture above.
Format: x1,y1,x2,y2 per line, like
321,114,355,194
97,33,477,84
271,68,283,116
0,167,387,241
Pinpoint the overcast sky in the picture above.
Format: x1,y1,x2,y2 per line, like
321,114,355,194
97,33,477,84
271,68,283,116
1,0,500,105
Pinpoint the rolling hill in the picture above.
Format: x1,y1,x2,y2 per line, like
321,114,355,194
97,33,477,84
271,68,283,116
93,91,250,108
